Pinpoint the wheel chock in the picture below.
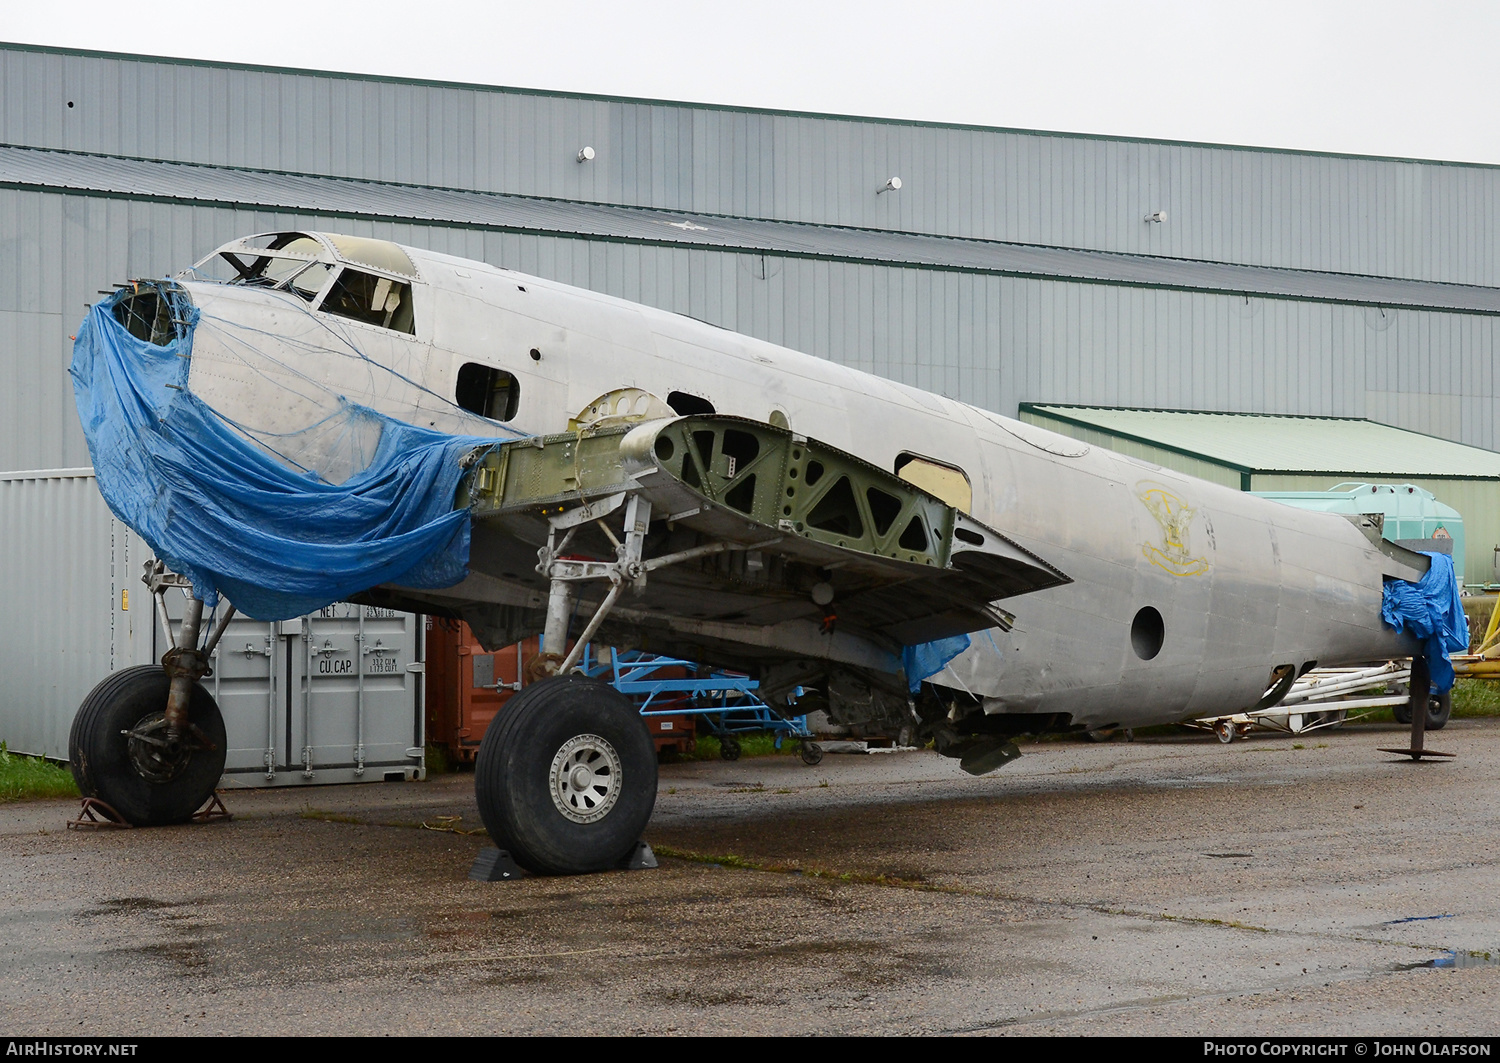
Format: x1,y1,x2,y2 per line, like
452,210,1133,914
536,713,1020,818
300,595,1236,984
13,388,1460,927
469,847,524,881
469,842,658,881
616,840,658,871
66,797,134,831
192,792,233,822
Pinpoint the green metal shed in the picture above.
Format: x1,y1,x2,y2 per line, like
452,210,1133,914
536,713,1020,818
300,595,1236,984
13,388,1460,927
1019,404,1500,586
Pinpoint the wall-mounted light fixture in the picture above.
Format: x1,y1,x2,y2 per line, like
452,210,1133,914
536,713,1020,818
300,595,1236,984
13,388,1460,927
1144,210,1167,223
877,176,903,194
577,146,596,163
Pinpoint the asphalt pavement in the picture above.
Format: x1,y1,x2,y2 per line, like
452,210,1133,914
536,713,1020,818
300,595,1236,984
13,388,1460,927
3,718,1499,1036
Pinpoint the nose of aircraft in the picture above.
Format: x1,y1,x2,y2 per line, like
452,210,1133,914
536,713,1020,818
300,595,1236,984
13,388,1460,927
111,283,186,347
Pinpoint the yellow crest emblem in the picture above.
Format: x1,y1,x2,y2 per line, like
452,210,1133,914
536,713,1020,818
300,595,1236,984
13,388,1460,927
1137,482,1210,577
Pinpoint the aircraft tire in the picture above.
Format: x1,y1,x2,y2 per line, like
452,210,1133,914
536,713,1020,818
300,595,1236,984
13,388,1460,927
68,666,226,826
474,675,657,876
1392,691,1452,730
1427,692,1452,730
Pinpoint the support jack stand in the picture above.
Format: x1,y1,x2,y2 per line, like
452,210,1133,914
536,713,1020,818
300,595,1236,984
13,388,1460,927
192,792,233,823
67,797,133,831
1378,655,1455,762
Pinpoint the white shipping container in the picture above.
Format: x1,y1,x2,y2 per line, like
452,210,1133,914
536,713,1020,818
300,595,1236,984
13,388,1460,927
0,469,425,786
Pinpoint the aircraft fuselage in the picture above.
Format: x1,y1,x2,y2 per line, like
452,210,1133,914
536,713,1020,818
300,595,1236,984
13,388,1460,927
174,233,1420,732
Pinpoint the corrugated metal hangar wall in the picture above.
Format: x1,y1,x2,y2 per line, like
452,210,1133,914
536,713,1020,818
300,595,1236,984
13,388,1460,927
3,41,1499,477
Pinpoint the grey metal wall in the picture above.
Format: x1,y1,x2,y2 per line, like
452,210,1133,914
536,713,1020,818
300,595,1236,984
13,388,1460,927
0,468,426,782
4,185,1498,473
4,43,1499,286
0,468,145,760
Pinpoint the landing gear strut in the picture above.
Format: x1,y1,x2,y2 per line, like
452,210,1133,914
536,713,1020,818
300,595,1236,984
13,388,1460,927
473,488,777,875
68,563,235,826
1380,655,1456,761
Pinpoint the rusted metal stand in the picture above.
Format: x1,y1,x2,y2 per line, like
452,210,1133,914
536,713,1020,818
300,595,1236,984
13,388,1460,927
1379,655,1455,761
67,797,134,830
192,792,233,822
67,793,231,829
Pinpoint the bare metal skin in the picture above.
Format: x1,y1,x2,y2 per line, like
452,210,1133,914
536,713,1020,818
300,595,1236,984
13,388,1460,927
173,231,1421,735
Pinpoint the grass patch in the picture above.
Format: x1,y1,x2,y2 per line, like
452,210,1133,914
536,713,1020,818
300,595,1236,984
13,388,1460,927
1453,678,1500,718
687,732,806,761
0,743,79,803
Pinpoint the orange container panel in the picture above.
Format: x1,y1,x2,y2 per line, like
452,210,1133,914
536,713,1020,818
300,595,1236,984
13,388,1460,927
425,620,537,762
427,623,687,760
642,696,696,755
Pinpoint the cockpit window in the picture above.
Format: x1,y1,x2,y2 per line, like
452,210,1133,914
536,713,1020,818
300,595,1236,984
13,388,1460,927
285,261,334,300
318,268,416,335
218,234,332,302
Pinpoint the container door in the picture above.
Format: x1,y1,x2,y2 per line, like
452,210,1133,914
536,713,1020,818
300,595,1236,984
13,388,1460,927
209,619,280,777
287,603,421,781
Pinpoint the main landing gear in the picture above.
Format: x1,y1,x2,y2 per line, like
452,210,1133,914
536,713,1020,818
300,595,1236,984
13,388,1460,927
474,674,658,875
69,563,235,825
474,493,681,875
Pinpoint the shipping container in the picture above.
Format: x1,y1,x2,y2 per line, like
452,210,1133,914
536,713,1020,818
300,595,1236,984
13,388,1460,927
424,621,530,763
424,621,696,760
0,469,425,786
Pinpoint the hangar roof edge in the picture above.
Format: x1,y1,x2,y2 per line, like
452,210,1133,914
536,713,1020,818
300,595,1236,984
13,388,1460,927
2,40,1497,173
4,145,1499,316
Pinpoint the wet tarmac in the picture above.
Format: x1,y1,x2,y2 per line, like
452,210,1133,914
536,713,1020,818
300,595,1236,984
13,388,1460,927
4,719,1500,1036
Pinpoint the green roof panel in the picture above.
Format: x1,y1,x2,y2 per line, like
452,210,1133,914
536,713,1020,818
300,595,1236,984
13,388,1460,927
1023,406,1500,480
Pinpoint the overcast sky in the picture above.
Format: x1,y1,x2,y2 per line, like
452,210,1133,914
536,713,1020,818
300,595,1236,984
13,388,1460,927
7,0,1499,165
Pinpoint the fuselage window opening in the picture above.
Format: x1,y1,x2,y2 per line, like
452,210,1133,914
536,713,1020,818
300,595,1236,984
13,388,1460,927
667,391,716,416
319,268,416,335
895,453,972,512
456,363,521,422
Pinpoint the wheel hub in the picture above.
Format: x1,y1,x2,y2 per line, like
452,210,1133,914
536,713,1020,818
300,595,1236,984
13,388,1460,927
549,734,623,824
123,712,194,783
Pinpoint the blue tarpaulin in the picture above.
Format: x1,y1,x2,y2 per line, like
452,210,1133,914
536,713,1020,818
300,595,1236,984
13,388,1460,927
902,633,972,693
70,285,497,620
1382,551,1469,693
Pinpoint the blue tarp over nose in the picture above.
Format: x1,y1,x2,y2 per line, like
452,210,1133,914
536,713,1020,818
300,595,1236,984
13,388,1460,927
1381,551,1469,693
69,284,498,621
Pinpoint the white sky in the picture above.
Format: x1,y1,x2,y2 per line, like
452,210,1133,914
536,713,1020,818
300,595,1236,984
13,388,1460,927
6,0,1499,165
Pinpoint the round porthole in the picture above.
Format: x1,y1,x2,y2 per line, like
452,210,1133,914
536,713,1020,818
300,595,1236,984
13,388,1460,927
1131,606,1164,661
